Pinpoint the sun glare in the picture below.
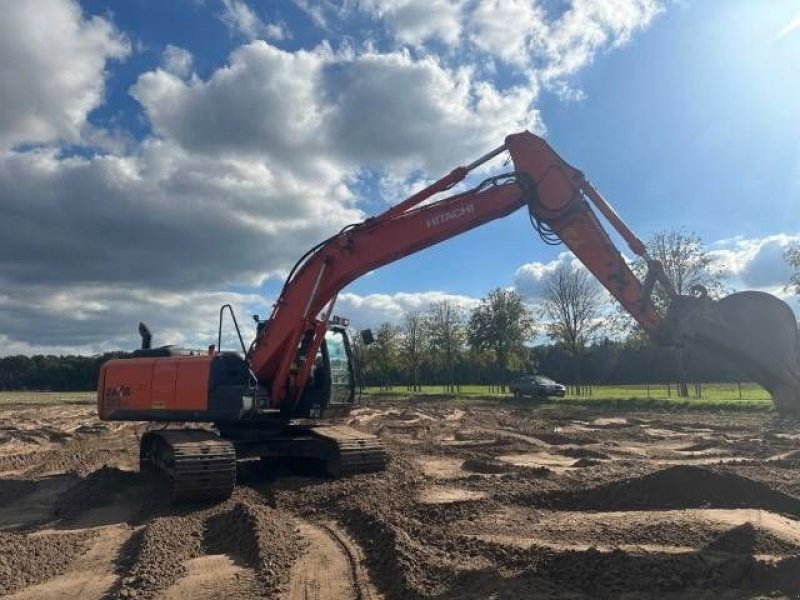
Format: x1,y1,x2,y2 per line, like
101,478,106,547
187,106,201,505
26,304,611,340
774,14,800,41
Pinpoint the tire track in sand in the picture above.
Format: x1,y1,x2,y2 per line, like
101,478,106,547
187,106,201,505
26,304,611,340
284,520,381,600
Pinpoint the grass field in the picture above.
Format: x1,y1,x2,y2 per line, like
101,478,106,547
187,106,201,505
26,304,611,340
0,391,95,405
362,382,775,411
0,383,775,411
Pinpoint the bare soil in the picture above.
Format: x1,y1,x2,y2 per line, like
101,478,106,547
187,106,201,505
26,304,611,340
1,399,800,598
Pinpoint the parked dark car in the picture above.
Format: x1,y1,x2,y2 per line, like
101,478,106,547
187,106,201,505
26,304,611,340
508,375,566,399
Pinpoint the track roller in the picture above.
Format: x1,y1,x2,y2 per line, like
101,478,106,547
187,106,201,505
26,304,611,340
308,425,389,477
140,429,236,503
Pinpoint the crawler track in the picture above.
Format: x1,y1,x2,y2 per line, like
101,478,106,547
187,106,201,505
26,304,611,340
140,430,236,503
310,425,388,477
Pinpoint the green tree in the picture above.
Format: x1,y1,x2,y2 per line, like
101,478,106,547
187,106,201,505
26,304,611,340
369,322,398,389
468,288,536,391
427,300,465,393
640,229,724,308
642,230,722,396
399,310,427,391
613,230,724,342
541,263,604,394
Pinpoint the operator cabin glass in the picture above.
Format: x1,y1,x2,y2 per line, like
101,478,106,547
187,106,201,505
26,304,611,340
326,329,353,405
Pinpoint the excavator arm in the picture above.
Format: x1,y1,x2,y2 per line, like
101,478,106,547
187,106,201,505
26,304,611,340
251,131,677,411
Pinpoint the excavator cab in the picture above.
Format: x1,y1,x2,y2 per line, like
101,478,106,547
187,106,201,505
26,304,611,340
295,325,357,418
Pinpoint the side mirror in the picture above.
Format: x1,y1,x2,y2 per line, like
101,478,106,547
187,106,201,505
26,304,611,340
360,329,375,345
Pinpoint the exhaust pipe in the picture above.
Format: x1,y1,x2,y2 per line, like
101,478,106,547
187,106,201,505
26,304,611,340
138,322,152,350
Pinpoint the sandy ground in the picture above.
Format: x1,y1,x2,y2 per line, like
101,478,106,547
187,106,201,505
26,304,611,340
1,398,800,599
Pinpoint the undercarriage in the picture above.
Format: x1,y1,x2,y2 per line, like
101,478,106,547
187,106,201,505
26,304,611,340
139,424,388,503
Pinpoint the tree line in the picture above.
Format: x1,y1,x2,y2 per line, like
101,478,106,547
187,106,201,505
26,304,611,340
0,353,127,392
359,230,799,394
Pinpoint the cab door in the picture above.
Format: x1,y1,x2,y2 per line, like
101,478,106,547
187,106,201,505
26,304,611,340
325,328,355,407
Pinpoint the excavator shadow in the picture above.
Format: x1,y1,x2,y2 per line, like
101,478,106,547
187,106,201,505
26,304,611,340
118,456,334,522
237,455,332,484
426,544,800,599
0,473,79,531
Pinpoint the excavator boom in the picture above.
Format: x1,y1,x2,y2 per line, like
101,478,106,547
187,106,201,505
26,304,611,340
250,131,800,412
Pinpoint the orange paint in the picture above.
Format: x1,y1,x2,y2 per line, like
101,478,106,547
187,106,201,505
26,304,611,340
98,355,211,418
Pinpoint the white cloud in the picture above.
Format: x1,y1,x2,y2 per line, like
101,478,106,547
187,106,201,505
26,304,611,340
131,42,330,168
337,291,479,328
360,0,465,46
131,42,540,175
0,0,129,149
513,251,586,298
219,0,288,41
263,21,290,41
0,283,268,356
292,0,332,29
0,141,362,289
162,45,194,79
358,0,662,95
467,0,548,67
0,2,667,353
709,234,800,291
537,0,662,81
322,50,540,173
464,0,664,93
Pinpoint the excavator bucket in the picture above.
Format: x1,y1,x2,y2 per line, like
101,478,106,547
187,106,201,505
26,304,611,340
660,291,800,412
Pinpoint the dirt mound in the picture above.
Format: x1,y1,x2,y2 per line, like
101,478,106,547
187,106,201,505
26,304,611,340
533,431,594,446
273,456,445,597
337,504,444,597
539,545,800,596
557,447,608,459
704,523,800,556
204,501,304,594
0,530,95,595
677,441,720,452
751,556,800,594
54,466,139,521
527,466,800,512
0,450,43,473
0,429,137,477
112,491,304,600
8,398,800,598
113,513,203,599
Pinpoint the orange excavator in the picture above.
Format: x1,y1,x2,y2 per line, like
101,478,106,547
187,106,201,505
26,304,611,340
97,131,800,502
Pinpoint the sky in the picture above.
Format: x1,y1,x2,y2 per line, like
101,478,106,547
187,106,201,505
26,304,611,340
0,0,798,355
